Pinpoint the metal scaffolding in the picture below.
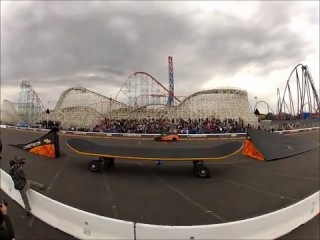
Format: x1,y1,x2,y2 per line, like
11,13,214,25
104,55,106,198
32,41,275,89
17,80,46,124
42,86,133,128
167,56,175,106
115,72,181,108
166,88,259,126
0,100,22,125
129,105,171,119
42,106,105,129
3,63,317,129
277,64,320,119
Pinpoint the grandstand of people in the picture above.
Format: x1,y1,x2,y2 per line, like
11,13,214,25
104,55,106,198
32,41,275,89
1,62,319,133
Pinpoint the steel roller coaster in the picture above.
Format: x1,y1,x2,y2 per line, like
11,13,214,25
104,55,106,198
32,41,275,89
277,64,319,119
253,64,319,120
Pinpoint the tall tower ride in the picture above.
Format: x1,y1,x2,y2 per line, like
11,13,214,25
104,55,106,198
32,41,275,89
167,56,174,106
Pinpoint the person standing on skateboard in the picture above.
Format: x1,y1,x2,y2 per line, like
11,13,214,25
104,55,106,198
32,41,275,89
8,157,46,215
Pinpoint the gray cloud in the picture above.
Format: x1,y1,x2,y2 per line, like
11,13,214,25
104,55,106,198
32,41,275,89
1,1,318,107
190,2,314,77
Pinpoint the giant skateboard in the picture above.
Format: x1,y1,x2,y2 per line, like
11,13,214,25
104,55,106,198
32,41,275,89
66,138,243,178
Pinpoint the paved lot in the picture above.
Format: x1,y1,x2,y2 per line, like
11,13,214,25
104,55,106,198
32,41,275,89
0,128,319,239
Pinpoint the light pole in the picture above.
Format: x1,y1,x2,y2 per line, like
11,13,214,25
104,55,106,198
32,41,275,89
46,100,50,129
110,95,112,118
254,96,257,110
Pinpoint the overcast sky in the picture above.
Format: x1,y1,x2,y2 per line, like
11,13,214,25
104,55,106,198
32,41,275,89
1,1,319,113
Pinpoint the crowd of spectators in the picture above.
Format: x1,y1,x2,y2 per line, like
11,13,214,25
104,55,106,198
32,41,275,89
82,117,250,134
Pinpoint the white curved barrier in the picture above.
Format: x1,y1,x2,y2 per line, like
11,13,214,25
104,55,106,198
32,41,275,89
135,191,319,240
0,169,135,240
1,168,319,240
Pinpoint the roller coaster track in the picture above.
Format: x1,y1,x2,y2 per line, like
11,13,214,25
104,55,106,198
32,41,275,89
254,101,275,114
277,64,320,119
18,80,46,123
4,63,319,127
115,72,181,108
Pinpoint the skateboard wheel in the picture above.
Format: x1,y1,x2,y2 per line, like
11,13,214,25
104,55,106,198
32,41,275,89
89,160,101,172
197,165,209,178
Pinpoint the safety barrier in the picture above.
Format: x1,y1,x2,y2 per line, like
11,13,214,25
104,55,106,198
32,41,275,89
135,191,319,239
1,168,319,240
0,169,135,240
1,124,319,139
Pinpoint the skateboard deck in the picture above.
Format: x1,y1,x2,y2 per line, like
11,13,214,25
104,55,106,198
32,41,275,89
67,138,243,160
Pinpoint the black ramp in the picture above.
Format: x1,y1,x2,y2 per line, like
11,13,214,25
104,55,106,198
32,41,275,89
67,138,243,160
247,129,320,161
9,127,61,158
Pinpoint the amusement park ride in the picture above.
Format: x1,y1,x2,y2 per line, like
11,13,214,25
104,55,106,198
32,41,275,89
254,64,320,120
1,60,320,127
2,60,320,177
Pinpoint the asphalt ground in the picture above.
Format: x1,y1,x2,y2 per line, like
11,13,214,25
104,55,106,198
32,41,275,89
0,128,319,239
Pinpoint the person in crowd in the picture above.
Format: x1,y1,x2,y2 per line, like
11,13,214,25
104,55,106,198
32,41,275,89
72,117,250,134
